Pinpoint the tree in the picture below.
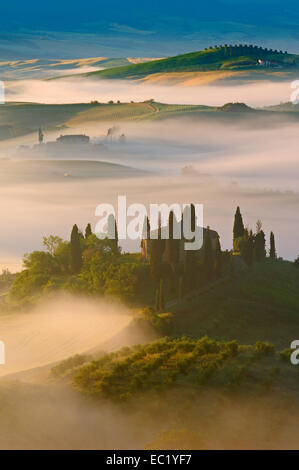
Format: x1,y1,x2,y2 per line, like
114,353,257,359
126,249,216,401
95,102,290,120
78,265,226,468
38,127,44,144
233,206,245,249
294,256,299,269
247,230,255,265
214,236,222,278
165,211,180,289
107,214,118,252
203,227,214,281
70,224,82,273
182,204,197,288
85,223,92,239
269,232,277,259
256,219,262,234
150,214,165,285
240,228,254,266
43,235,63,255
255,230,266,262
143,215,150,240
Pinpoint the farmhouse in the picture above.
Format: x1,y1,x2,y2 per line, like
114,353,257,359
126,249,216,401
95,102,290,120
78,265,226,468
141,226,219,262
56,134,90,144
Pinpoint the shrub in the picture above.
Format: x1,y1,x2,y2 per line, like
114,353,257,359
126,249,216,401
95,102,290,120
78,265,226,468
279,348,292,362
255,341,275,357
51,354,92,378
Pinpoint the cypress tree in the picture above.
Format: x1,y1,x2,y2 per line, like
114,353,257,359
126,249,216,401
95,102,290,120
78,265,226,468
70,224,82,273
150,214,165,285
85,223,92,239
183,204,197,289
248,230,255,265
142,215,150,240
255,230,266,261
233,206,245,241
269,232,277,259
107,214,118,252
214,236,222,278
203,227,214,281
165,211,180,288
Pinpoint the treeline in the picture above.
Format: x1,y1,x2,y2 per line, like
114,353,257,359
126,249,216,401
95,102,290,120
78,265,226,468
204,44,287,56
9,219,148,304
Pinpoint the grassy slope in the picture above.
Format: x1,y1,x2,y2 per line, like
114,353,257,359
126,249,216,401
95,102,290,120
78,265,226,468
66,259,299,402
171,259,299,349
66,101,214,126
84,47,299,80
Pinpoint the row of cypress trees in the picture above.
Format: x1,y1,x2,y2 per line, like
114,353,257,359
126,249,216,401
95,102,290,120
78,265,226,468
149,206,223,311
233,206,277,265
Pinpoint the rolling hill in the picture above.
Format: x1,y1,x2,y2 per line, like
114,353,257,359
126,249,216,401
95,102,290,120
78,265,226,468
82,45,299,81
1,99,299,144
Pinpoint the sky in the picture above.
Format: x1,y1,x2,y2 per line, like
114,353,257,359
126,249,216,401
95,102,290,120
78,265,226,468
0,1,298,58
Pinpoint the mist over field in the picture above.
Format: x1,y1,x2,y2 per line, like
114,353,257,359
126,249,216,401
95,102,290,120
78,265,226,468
1,384,299,450
0,295,138,377
5,77,294,107
0,112,298,271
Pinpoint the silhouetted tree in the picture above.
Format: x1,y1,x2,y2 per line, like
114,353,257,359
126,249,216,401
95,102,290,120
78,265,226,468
214,236,222,278
166,211,180,289
150,215,165,285
70,224,82,273
85,223,92,239
269,232,277,259
203,227,214,281
255,230,266,261
233,206,245,241
107,214,118,251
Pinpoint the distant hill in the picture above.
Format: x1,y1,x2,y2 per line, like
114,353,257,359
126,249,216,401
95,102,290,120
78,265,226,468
0,57,158,80
216,102,255,112
83,45,299,81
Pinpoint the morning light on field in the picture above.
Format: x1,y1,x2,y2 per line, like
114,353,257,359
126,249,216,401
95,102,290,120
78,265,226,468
0,0,299,455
